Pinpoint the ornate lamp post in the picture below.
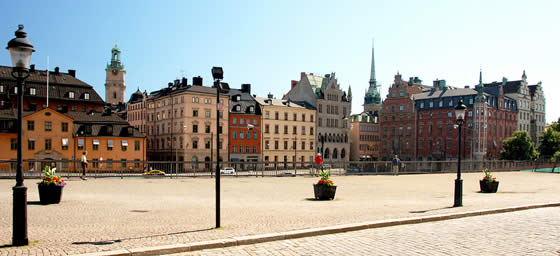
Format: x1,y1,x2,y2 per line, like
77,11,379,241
211,66,227,228
453,100,467,207
7,24,35,246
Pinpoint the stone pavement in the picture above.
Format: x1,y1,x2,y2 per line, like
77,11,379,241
0,172,559,255
172,207,560,256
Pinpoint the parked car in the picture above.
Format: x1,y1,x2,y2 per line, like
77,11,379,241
220,167,236,174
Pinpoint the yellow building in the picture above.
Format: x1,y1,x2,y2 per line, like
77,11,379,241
256,96,315,168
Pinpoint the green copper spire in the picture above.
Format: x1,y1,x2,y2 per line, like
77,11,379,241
348,85,352,98
365,40,381,105
106,42,125,71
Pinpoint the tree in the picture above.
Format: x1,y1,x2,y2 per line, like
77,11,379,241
538,118,560,158
500,131,537,160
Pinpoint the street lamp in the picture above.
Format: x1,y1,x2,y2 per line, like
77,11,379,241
7,24,35,246
453,100,467,207
211,66,227,228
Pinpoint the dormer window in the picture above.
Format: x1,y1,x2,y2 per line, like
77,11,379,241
84,93,90,100
235,105,241,111
248,106,254,113
69,91,75,99
29,88,36,95
0,85,4,93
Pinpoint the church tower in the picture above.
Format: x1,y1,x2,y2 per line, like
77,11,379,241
105,44,126,105
364,42,382,114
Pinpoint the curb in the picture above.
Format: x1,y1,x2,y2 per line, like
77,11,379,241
73,202,560,256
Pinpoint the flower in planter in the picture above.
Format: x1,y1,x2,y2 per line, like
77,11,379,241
38,165,66,187
317,170,335,186
482,168,498,182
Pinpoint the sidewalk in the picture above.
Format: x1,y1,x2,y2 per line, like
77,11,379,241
1,171,559,256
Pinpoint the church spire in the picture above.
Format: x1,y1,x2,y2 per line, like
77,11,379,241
369,39,376,85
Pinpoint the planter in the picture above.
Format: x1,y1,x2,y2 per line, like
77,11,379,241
479,180,499,193
38,184,64,204
313,184,337,200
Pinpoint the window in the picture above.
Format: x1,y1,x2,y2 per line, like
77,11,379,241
284,141,288,150
45,121,52,131
310,127,314,135
253,132,257,139
84,93,90,100
302,114,306,122
293,126,297,134
448,112,452,118
275,141,279,149
69,91,75,99
11,139,17,150
246,146,250,153
28,139,35,150
205,111,210,118
232,131,237,139
193,140,199,149
107,140,114,150
265,124,269,133
233,118,237,124
121,140,128,151
77,139,84,150
107,159,113,168
134,140,140,151
253,146,257,153
233,146,237,153
275,125,279,134
92,139,99,150
205,125,210,133
420,102,424,108
265,140,269,149
121,159,127,168
284,125,288,134
193,110,198,117
301,126,306,135
193,125,198,133
310,114,314,122
62,122,68,132
134,159,140,168
30,88,36,95
192,97,199,103
27,120,34,131
45,139,52,150
240,118,244,125
240,132,244,139
399,105,404,111
275,112,279,120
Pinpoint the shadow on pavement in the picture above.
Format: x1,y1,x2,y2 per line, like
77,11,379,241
71,228,214,245
27,201,42,205
409,206,453,214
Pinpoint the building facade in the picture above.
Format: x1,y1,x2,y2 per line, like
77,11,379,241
105,44,126,105
256,96,315,168
228,84,261,165
483,71,545,146
127,89,148,134
379,73,428,161
284,72,351,162
143,76,229,170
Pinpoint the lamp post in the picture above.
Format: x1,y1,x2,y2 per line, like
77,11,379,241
453,100,467,207
7,24,35,246
211,66,226,228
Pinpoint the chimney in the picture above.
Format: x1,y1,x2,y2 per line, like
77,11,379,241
181,77,188,87
464,85,470,89
241,83,251,94
193,76,203,86
68,69,76,77
30,64,35,72
174,79,180,86
300,72,306,79
168,82,173,88
291,80,297,89
267,92,273,99
55,67,60,74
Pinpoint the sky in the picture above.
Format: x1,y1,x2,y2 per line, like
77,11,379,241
1,0,558,123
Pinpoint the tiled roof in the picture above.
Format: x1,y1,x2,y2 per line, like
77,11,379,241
255,97,307,109
413,88,477,100
0,66,104,104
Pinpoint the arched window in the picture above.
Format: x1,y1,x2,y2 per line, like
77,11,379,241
333,148,338,159
341,148,346,160
324,148,330,159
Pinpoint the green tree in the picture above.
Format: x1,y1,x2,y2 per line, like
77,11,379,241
500,131,537,160
538,118,560,158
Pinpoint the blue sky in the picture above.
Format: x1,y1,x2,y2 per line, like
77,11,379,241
1,0,558,123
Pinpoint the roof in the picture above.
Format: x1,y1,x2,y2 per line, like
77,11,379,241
73,123,143,137
413,87,477,100
484,80,522,94
255,97,308,109
64,111,128,124
0,66,104,104
228,88,260,114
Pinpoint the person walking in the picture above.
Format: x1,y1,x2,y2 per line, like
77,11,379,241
392,155,400,176
314,153,323,176
81,151,88,180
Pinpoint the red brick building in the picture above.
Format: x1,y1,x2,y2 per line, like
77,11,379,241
379,73,429,161
414,78,518,160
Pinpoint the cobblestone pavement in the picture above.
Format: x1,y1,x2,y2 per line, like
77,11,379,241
1,172,559,255
172,207,560,256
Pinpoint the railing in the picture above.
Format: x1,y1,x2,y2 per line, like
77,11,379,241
0,159,556,179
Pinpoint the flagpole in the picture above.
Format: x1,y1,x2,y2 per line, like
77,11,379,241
46,56,49,107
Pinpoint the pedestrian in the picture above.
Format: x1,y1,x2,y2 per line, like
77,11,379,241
81,151,88,180
392,154,400,176
99,156,103,169
314,153,323,176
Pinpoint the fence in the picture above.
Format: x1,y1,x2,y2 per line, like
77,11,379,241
0,159,556,179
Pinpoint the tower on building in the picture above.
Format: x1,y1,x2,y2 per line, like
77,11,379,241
105,43,126,105
364,42,382,113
